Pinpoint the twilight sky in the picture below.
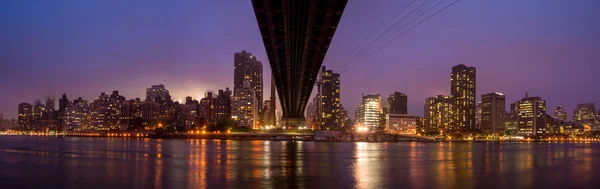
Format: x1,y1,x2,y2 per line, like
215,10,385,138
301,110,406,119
1,0,599,119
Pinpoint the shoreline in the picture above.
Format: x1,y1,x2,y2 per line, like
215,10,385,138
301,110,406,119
2,134,599,143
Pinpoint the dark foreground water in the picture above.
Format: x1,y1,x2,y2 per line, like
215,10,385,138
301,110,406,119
1,136,599,189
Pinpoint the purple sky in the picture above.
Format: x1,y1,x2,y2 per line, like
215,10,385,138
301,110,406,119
1,0,599,120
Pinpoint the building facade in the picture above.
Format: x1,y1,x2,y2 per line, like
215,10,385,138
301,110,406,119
18,103,33,129
199,88,232,125
63,97,89,131
424,95,453,133
517,94,546,136
357,94,382,130
387,92,408,114
146,84,170,102
573,103,596,126
234,50,263,126
450,64,476,131
386,114,417,134
481,92,506,136
232,81,257,128
554,105,567,122
320,66,341,129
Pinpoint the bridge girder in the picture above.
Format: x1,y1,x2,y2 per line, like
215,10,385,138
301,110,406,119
252,0,347,121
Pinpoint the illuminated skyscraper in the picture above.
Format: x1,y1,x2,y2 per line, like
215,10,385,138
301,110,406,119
424,95,453,133
90,93,109,130
232,81,257,128
553,105,567,122
450,64,476,131
32,100,46,128
18,103,33,129
357,94,382,130
573,103,596,126
481,92,506,136
320,66,341,129
387,92,407,114
234,50,263,125
517,94,546,136
63,97,89,131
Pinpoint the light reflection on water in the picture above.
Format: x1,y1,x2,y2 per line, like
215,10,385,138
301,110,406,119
0,136,599,189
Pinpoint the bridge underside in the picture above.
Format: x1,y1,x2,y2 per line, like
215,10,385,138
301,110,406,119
252,0,347,121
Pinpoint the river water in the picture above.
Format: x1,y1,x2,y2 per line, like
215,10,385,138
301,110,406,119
0,136,599,189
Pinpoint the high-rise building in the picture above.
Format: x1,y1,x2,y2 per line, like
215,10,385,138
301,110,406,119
120,98,143,130
18,103,33,129
481,92,506,136
57,94,69,131
32,100,46,128
450,64,476,131
387,92,408,114
357,94,382,130
199,88,232,125
424,95,454,133
505,102,519,135
234,50,263,125
90,93,109,130
45,96,55,112
232,81,258,128
475,101,482,128
517,94,546,136
107,91,126,130
573,103,596,126
146,84,170,102
553,105,567,122
63,97,89,131
183,97,199,130
320,66,341,129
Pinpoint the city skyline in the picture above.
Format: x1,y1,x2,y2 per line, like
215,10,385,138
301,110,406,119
1,0,599,119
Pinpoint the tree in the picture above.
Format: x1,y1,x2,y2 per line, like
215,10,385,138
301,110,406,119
213,118,235,131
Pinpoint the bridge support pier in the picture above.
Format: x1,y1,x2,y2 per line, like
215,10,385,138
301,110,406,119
283,118,306,130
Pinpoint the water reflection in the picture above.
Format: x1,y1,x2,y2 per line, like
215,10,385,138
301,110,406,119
0,136,599,189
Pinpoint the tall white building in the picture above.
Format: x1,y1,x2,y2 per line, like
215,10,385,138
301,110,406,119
357,94,382,130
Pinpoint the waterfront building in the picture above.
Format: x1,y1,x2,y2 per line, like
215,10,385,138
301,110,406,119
63,97,89,131
386,114,417,134
232,81,257,128
481,92,506,136
234,50,263,125
90,93,109,130
18,103,33,129
573,103,596,127
388,92,408,115
183,97,199,130
424,95,453,133
32,100,46,129
320,66,341,129
357,94,382,130
199,88,232,125
517,93,547,136
450,64,477,131
553,105,567,122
